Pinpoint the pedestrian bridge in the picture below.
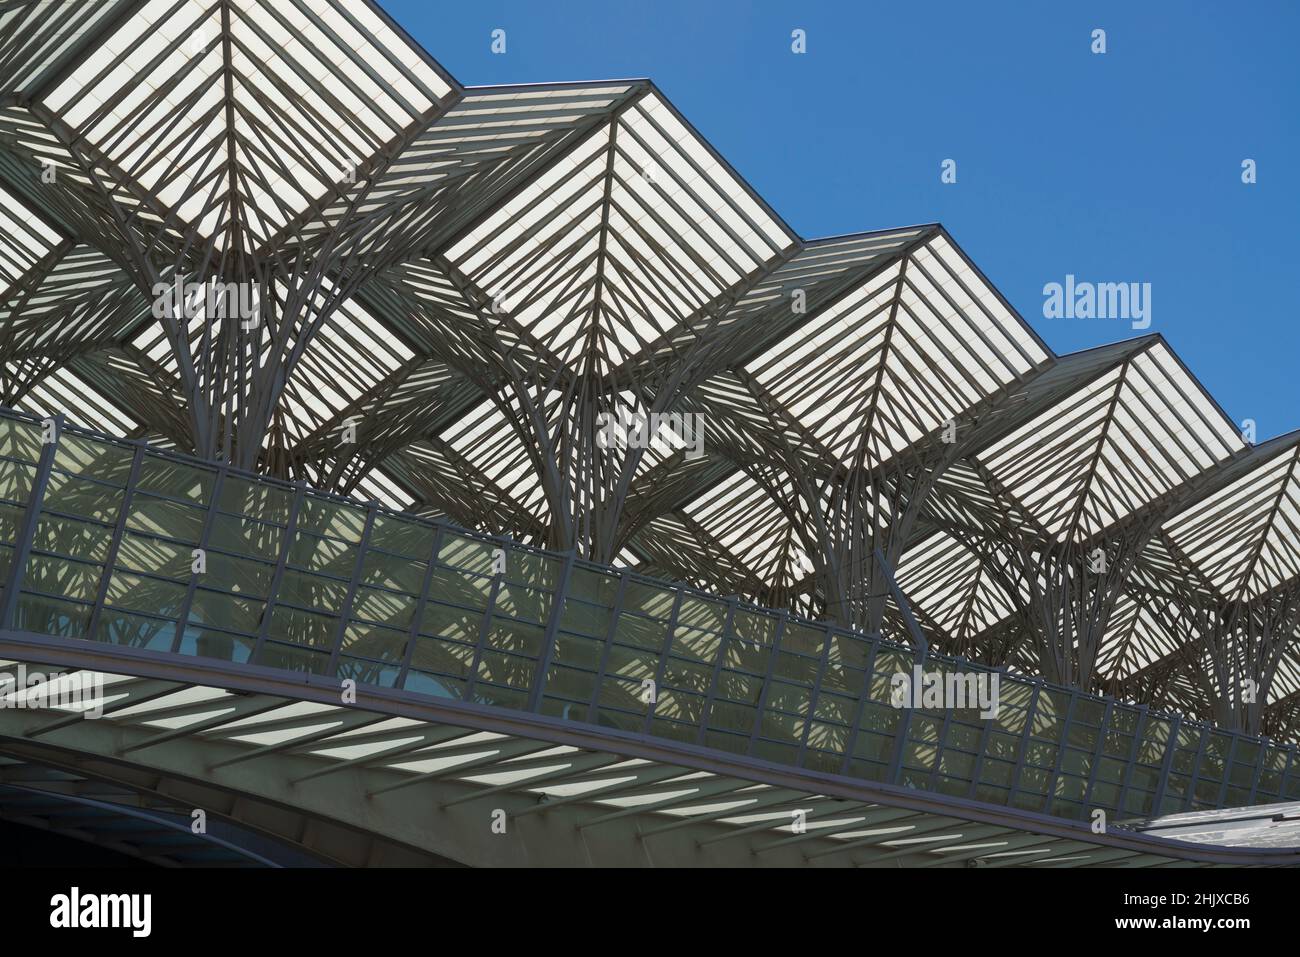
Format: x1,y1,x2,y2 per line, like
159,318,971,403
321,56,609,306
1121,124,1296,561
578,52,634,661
1,407,1297,867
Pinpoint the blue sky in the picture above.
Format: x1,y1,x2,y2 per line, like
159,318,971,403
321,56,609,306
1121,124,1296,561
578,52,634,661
384,0,1300,440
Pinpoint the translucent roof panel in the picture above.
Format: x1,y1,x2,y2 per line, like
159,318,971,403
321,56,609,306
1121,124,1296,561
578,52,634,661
276,292,416,449
976,340,1244,542
1268,647,1300,706
446,90,794,375
895,530,1022,642
0,0,131,95
384,434,544,542
1,245,147,358
1092,593,1187,681
635,227,931,376
0,181,61,301
296,82,641,262
745,233,1047,469
1161,443,1300,601
43,0,454,248
441,395,550,525
681,469,812,591
352,463,414,512
17,363,139,436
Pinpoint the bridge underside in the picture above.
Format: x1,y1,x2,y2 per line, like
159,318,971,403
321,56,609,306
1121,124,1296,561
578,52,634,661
0,759,334,867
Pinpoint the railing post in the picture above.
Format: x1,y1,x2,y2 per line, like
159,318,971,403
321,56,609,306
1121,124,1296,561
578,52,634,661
1281,745,1297,803
464,543,507,703
746,609,788,756
170,464,228,653
526,549,575,712
796,620,836,764
965,699,997,800
396,521,447,690
326,502,378,675
1005,679,1042,805
251,482,305,665
1152,713,1182,814
1185,724,1211,812
697,597,738,747
1215,734,1240,809
641,588,684,735
1114,704,1148,818
0,414,61,632
585,570,627,724
84,439,145,643
1246,740,1266,807
838,631,882,776
1044,688,1079,817
925,681,959,793
1083,698,1115,817
886,692,916,787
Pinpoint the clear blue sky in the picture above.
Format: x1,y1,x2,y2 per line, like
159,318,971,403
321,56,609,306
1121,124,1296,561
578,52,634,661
383,0,1300,441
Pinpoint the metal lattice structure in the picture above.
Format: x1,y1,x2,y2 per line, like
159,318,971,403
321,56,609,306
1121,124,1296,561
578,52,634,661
4,0,1300,758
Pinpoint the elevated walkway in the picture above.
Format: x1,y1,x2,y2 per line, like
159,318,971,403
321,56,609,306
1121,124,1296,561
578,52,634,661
1,406,1298,866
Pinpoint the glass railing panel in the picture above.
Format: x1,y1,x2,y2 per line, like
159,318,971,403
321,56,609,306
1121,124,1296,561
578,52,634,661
53,433,134,482
218,474,293,526
134,457,215,506
424,562,492,614
967,679,1028,808
803,631,872,768
0,462,38,510
13,457,113,638
621,578,677,621
351,585,416,631
337,619,407,683
359,548,425,597
557,592,614,640
0,418,43,464
277,568,349,615
209,513,283,563
95,608,176,650
1120,714,1170,817
366,512,434,561
256,638,332,675
102,573,185,647
1282,756,1300,801
566,565,620,607
842,645,910,783
405,622,476,700
257,617,333,669
185,589,263,634
539,648,598,721
126,493,205,544
295,496,366,544
1193,731,1232,807
287,530,356,578
45,470,124,526
115,530,191,580
627,581,685,739
437,532,499,577
1257,744,1287,803
1160,724,1201,813
1225,739,1260,808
